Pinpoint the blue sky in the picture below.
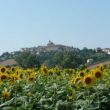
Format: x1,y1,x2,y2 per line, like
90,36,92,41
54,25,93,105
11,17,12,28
0,0,110,52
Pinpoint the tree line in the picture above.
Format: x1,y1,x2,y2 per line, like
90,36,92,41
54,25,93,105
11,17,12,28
0,47,109,69
14,47,110,69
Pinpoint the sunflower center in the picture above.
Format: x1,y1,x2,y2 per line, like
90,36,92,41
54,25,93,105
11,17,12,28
29,77,35,81
1,68,6,73
95,72,102,78
80,72,84,77
1,75,7,80
20,74,23,79
12,68,15,72
85,77,92,84
43,68,48,74
2,92,10,99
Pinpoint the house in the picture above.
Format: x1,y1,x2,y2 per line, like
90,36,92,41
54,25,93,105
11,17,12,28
20,41,75,54
102,48,110,54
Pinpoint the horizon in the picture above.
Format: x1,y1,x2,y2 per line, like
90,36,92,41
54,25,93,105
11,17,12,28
0,40,108,54
0,0,110,52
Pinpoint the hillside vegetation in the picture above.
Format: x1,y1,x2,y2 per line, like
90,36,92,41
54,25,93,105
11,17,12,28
0,47,110,69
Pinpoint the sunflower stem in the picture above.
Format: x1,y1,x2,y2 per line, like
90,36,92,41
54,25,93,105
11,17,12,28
96,83,100,108
88,87,90,110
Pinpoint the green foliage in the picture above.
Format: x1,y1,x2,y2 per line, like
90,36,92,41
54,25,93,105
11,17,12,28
0,65,110,109
39,51,83,69
1,47,110,69
15,52,40,68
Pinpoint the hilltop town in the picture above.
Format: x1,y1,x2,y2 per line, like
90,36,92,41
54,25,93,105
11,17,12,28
20,40,76,54
0,41,110,68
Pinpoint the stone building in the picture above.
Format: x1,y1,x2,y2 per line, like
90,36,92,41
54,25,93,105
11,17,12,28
20,41,75,54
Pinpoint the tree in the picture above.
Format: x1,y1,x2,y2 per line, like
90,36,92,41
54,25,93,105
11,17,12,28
15,52,40,68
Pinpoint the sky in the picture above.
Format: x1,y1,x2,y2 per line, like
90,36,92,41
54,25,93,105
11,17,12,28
0,0,110,53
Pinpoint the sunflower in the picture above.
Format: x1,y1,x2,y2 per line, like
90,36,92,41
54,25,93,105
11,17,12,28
98,65,104,71
28,75,36,81
79,71,85,77
9,74,19,84
0,80,3,85
93,70,103,79
73,77,82,85
0,67,7,73
48,69,53,75
40,66,48,75
0,73,9,81
85,68,90,73
43,67,48,74
18,73,24,79
2,88,11,100
83,74,95,86
11,67,16,73
54,67,61,75
6,70,11,74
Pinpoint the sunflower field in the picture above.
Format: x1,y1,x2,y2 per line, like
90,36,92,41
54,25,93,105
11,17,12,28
0,64,110,110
